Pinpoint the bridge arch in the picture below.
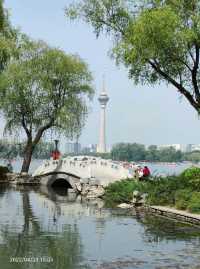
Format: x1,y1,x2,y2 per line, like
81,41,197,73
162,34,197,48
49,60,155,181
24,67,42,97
38,172,80,191
51,178,73,189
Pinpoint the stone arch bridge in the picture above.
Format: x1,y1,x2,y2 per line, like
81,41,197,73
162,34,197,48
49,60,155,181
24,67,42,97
33,156,134,190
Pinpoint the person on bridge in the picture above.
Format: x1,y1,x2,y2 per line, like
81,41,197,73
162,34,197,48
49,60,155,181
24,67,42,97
51,150,61,160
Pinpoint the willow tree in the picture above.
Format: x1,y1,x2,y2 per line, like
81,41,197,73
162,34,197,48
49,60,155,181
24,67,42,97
0,0,18,72
0,39,93,172
66,0,200,113
0,0,5,31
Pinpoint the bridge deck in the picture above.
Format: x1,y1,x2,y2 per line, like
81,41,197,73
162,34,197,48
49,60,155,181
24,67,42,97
33,156,135,186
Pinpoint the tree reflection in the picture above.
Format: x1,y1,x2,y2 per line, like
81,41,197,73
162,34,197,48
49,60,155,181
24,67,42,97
0,188,91,269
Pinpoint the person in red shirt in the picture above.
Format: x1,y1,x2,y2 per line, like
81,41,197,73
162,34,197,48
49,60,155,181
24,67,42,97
51,139,61,160
143,166,151,178
51,150,61,160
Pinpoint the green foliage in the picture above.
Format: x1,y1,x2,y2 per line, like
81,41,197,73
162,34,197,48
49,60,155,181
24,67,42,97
111,143,146,161
104,179,145,207
0,165,9,180
175,189,192,210
111,143,184,162
0,166,9,174
184,151,200,162
0,140,54,159
187,192,200,213
156,148,183,162
0,0,4,31
145,176,182,206
0,37,93,171
117,6,187,83
68,143,200,162
181,166,200,180
181,166,200,190
0,1,19,73
104,166,200,213
0,39,93,138
66,0,200,113
33,142,54,159
0,140,18,159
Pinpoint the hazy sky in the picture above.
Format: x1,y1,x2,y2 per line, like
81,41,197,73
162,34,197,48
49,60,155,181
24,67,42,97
3,0,200,147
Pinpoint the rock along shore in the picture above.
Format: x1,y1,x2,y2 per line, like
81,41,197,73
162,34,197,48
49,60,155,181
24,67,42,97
6,172,40,185
2,172,106,199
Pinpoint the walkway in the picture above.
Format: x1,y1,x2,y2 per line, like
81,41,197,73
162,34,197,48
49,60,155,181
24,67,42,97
148,206,200,225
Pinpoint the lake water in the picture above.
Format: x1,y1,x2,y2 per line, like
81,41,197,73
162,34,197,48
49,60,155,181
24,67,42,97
0,186,200,269
138,162,197,176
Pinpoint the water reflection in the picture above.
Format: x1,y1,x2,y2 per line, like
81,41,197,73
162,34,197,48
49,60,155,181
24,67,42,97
0,186,200,269
0,187,91,269
141,213,200,242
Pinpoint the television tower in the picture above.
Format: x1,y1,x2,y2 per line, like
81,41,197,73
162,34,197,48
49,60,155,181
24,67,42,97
97,77,109,153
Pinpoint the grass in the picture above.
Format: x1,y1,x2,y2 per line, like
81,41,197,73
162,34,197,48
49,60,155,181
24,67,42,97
103,167,200,214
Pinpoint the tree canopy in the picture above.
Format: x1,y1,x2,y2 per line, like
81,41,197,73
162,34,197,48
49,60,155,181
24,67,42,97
0,39,93,172
111,142,146,161
111,143,189,162
0,0,5,31
0,0,18,72
0,140,54,159
66,0,200,113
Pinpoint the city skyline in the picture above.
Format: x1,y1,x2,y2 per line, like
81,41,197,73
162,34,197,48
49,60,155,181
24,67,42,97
63,141,200,154
3,0,200,147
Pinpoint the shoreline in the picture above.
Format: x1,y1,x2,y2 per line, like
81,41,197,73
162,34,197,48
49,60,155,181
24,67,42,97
145,205,200,226
2,177,200,227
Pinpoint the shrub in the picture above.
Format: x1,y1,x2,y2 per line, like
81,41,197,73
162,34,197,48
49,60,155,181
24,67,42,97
104,169,200,210
104,179,145,206
187,192,200,213
0,166,9,181
181,167,200,191
181,166,200,180
145,176,184,206
175,189,192,210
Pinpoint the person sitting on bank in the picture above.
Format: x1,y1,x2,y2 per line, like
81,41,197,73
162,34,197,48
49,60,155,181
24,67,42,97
142,166,151,178
135,166,144,180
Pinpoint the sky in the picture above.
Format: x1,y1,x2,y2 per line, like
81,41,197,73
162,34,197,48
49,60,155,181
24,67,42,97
3,0,200,148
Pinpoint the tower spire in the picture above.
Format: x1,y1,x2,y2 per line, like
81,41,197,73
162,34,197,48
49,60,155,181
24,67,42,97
102,74,106,94
97,76,109,153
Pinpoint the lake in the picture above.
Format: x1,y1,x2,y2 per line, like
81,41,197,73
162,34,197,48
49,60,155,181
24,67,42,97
0,186,200,269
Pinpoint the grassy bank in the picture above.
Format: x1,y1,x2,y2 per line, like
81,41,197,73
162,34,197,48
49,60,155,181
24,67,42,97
104,167,200,213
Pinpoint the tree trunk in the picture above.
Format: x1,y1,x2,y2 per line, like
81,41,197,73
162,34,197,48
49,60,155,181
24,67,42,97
21,122,51,173
21,139,34,173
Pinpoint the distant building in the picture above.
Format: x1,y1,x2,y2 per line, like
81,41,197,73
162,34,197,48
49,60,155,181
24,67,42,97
185,144,192,153
158,144,182,151
106,145,111,153
158,144,200,153
88,144,97,153
180,144,187,152
81,144,97,154
186,144,200,152
65,142,81,154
